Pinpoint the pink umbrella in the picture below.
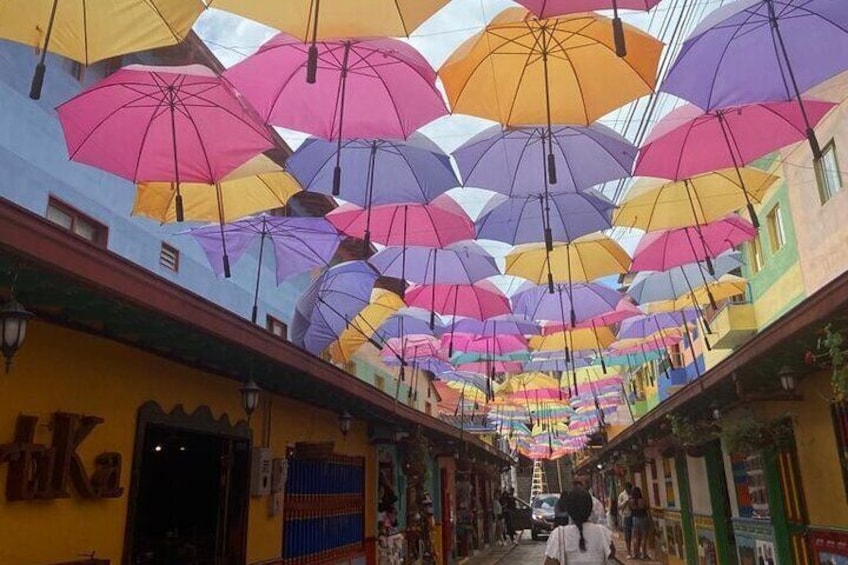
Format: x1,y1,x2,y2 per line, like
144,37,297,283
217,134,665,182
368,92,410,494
326,196,474,250
383,335,444,363
457,361,523,374
57,64,273,222
634,100,835,226
442,333,529,356
225,34,447,140
405,280,511,320
515,1,661,56
542,299,642,335
631,215,757,273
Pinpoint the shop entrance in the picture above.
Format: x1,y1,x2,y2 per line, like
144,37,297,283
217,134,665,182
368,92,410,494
123,403,251,565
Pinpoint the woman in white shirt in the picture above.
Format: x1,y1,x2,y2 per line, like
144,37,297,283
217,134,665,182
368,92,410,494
544,488,613,565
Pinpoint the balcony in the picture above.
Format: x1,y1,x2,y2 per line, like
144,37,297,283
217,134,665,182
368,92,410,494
708,302,758,349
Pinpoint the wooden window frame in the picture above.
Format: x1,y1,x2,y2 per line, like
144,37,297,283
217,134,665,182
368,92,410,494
265,315,288,341
159,242,180,273
46,197,108,247
766,204,786,253
816,140,843,203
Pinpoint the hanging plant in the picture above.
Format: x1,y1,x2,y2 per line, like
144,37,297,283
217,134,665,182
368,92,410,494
668,414,717,450
720,416,794,456
821,324,848,401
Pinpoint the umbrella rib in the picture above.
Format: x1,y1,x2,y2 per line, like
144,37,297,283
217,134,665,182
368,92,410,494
144,0,185,42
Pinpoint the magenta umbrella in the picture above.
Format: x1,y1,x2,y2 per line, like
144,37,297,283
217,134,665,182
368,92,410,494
631,215,757,273
225,34,447,195
515,0,661,56
405,281,511,320
326,195,474,250
634,100,835,226
57,64,273,222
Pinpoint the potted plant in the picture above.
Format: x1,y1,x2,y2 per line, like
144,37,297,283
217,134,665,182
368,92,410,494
720,416,794,456
668,414,717,457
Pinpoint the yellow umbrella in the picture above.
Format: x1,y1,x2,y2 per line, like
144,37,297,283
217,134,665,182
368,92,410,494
530,327,616,353
207,0,448,82
646,275,748,312
439,8,662,127
505,233,631,289
326,289,405,364
133,154,301,224
614,168,779,231
0,0,205,99
498,372,560,395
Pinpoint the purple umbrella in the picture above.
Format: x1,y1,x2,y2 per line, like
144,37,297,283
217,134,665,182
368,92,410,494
377,308,444,340
660,0,848,158
188,214,342,323
475,189,615,247
287,135,457,202
447,315,540,337
454,124,635,211
291,261,381,355
617,312,689,340
513,282,622,327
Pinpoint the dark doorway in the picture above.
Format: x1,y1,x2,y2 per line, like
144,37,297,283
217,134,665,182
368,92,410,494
124,403,251,565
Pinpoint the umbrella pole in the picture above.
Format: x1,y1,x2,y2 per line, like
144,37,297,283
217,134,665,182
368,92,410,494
679,264,713,334
448,285,460,357
652,318,676,372
541,48,558,186
556,285,572,370
429,252,438,330
215,183,232,278
332,42,352,196
251,229,267,324
650,334,672,381
29,0,59,100
765,0,822,160
591,320,607,374
306,0,321,84
682,180,715,276
566,243,577,326
539,140,554,252
362,141,378,253
169,104,184,222
568,331,578,397
612,0,627,58
716,111,760,228
681,309,705,377
682,224,715,278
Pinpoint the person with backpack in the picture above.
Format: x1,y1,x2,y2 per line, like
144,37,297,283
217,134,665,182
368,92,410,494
543,487,614,565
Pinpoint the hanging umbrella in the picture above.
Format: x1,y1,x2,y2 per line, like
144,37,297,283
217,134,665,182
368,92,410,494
448,315,540,337
57,64,274,223
327,195,473,251
291,261,381,355
288,136,458,203
648,275,749,313
226,35,447,194
630,215,757,273
617,312,690,341
0,0,205,99
627,252,744,305
514,0,662,56
660,0,848,158
206,0,448,83
453,124,636,199
475,189,616,250
530,327,616,353
186,214,341,321
457,361,523,374
634,100,835,226
376,308,444,340
513,282,622,327
405,281,511,321
446,334,529,358
505,233,632,291
327,289,406,363
440,8,660,187
614,168,779,231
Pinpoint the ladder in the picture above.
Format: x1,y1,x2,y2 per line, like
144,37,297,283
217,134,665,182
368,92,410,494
530,460,548,499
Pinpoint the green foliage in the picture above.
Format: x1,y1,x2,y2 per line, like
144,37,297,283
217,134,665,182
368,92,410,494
720,416,794,456
668,414,698,446
822,324,848,401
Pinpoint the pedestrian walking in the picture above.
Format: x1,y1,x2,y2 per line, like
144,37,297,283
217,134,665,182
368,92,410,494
501,487,518,544
618,482,634,557
630,487,651,560
543,487,614,565
493,489,505,546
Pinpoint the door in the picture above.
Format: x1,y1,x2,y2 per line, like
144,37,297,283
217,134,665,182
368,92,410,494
440,467,452,565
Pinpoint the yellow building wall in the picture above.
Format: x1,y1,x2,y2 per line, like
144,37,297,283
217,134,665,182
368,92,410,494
782,76,848,295
753,370,848,529
0,321,376,565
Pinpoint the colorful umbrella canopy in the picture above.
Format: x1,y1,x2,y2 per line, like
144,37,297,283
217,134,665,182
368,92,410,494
530,327,616,352
505,234,631,289
445,334,529,357
634,101,836,180
648,275,749,312
1,0,205,99
627,252,744,304
513,282,622,326
405,281,511,320
327,196,473,249
630,215,757,273
447,315,540,337
457,361,523,374
58,64,273,222
660,0,848,157
327,289,406,363
617,312,689,340
187,214,341,320
225,34,447,140
291,261,381,355
453,124,636,197
439,8,662,126
376,308,443,340
287,136,458,202
614,168,779,231
475,189,616,247
369,243,500,285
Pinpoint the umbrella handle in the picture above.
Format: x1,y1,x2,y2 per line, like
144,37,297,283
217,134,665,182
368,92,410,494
307,45,319,84
547,272,555,294
175,191,184,223
547,153,557,185
544,227,553,253
612,18,627,58
30,0,59,100
332,165,342,196
747,203,760,229
807,128,822,161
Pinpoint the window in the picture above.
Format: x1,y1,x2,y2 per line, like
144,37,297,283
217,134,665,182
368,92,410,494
266,316,288,340
668,343,685,369
65,59,86,82
748,235,765,274
159,243,179,272
374,374,386,392
817,141,843,202
46,198,107,246
832,400,848,500
662,457,676,508
766,205,786,253
425,402,433,416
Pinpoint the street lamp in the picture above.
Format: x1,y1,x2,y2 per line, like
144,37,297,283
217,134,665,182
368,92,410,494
339,410,353,438
0,297,33,373
240,379,261,418
778,365,797,393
